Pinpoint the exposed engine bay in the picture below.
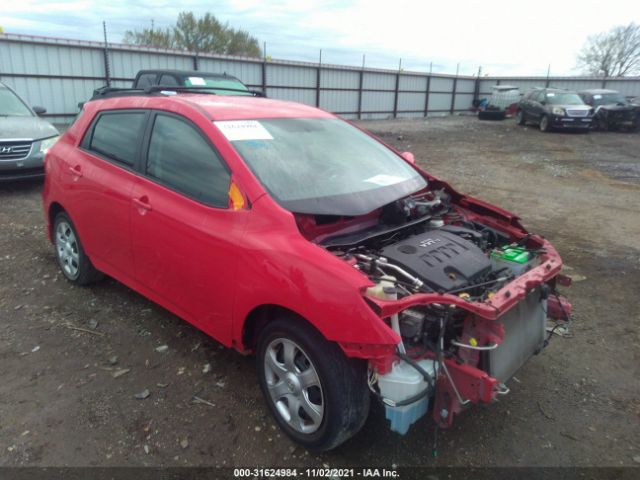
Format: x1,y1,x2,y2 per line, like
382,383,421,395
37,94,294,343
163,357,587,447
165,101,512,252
295,183,571,435
322,188,539,303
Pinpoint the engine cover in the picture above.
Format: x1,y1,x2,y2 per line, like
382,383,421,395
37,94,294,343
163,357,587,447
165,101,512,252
380,230,492,292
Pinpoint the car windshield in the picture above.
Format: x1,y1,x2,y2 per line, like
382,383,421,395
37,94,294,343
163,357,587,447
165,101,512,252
183,76,251,96
546,92,584,105
0,87,33,116
219,118,427,216
592,93,627,106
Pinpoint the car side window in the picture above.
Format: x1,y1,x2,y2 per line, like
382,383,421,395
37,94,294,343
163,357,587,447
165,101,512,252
146,114,230,207
159,74,180,86
535,91,545,102
88,112,146,166
136,73,156,88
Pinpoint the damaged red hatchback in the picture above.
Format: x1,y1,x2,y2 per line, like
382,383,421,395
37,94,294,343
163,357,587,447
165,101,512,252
42,87,571,451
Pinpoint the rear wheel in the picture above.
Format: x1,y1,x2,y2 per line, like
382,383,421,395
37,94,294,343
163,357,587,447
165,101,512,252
516,109,525,125
53,212,103,285
539,115,550,132
256,318,369,451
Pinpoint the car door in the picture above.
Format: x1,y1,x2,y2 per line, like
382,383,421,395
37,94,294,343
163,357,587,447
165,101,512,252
520,91,532,119
529,90,545,122
66,110,147,278
130,111,248,343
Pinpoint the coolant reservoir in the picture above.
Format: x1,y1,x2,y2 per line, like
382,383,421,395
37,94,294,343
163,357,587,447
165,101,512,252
378,359,436,435
366,276,396,299
366,276,406,353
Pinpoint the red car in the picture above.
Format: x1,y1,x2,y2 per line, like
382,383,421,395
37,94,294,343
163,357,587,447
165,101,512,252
42,87,571,451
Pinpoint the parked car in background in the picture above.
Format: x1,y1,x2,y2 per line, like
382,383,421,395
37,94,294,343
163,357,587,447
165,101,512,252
132,69,254,95
0,82,59,181
516,88,593,132
578,89,639,131
42,87,571,451
478,85,521,120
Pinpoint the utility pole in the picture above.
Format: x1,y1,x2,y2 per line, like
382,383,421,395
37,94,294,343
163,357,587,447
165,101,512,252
546,64,551,87
102,21,111,87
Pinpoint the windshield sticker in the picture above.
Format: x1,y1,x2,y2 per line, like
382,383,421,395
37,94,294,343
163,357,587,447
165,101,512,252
593,94,602,99
187,76,206,86
214,120,274,141
364,174,405,186
547,93,555,97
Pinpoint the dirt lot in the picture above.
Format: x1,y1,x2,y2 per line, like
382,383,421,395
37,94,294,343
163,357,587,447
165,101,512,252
1,116,639,468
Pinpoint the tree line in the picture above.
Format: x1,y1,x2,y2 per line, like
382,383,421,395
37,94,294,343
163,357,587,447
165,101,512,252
123,12,261,58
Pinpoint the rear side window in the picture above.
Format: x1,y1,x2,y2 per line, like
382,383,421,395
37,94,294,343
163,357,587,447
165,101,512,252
146,115,230,207
135,73,156,88
89,112,146,166
159,74,180,86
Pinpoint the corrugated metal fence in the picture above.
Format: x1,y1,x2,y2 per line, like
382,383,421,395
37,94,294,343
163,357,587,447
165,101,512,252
2,33,640,125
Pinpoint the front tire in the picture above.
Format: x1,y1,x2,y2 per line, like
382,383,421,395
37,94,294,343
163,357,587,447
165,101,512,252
516,109,525,125
539,115,551,132
256,318,369,451
53,212,103,285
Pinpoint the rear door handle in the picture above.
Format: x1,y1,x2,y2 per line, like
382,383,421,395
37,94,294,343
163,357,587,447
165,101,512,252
69,165,82,178
133,196,152,213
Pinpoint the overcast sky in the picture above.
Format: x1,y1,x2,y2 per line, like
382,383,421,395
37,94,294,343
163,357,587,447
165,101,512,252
1,0,638,76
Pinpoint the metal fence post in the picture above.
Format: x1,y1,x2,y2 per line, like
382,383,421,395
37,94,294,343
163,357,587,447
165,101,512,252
473,66,481,105
357,59,364,120
393,58,401,119
193,53,199,71
601,76,607,89
102,21,111,87
316,49,322,108
423,75,431,117
261,42,267,96
450,77,458,114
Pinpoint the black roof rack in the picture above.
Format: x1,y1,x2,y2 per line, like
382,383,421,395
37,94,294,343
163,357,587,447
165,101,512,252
89,85,265,101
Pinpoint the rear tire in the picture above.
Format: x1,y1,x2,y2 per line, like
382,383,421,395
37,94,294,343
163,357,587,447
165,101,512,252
256,318,369,451
539,115,550,132
53,212,103,285
516,109,525,125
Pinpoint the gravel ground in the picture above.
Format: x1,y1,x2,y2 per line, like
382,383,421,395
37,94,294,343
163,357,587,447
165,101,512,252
0,116,638,468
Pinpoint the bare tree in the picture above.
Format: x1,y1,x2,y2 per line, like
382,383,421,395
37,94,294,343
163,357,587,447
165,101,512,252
578,23,640,77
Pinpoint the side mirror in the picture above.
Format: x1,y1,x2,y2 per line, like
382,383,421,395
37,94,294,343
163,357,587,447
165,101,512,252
401,151,416,165
540,101,546,106
32,106,47,115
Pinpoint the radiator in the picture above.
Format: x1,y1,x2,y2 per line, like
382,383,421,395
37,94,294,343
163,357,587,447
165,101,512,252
486,287,547,383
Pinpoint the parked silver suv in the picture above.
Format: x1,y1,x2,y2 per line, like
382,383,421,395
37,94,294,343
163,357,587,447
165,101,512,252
0,82,59,181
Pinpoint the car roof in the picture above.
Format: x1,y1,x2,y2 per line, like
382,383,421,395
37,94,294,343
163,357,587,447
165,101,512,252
577,89,619,94
90,93,334,121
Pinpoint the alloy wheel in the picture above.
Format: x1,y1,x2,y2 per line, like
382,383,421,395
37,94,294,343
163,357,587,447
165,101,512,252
263,338,324,434
55,221,80,279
